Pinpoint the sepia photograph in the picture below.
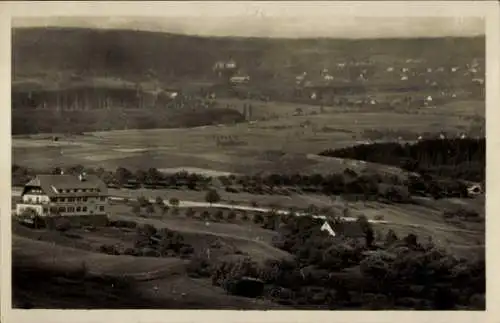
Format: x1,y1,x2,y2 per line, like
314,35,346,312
1,1,497,319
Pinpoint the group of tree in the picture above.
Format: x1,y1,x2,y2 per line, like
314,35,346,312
319,138,485,182
129,224,194,258
186,213,485,309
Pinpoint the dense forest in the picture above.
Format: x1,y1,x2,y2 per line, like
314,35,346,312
12,107,245,135
319,138,485,182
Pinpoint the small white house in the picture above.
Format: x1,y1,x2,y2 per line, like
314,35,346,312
230,75,250,84
324,74,334,81
320,221,336,237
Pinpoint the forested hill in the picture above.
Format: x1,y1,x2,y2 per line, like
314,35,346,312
319,138,485,182
12,27,485,82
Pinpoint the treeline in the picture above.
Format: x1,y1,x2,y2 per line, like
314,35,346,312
187,214,485,309
12,107,245,135
319,138,485,182
13,162,473,202
12,164,213,190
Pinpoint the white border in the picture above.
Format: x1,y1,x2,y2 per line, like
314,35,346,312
1,2,498,323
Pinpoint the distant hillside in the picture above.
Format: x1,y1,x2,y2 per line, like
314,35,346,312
12,27,485,83
11,27,485,134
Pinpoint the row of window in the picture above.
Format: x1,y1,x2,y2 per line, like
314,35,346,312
57,188,101,194
45,205,105,213
50,196,106,203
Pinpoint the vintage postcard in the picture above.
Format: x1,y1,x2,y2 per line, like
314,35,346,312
0,1,499,323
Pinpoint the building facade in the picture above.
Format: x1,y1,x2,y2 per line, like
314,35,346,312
16,173,108,218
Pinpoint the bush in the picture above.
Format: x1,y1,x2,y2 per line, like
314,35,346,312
214,210,224,221
169,197,180,207
201,211,211,221
253,213,264,224
99,244,120,255
55,218,71,232
185,208,196,218
131,204,141,215
227,211,237,221
187,257,212,278
179,245,195,257
124,248,138,256
137,196,150,207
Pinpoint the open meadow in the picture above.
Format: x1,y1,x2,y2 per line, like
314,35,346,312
12,98,484,177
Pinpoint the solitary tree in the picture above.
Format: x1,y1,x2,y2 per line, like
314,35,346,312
132,204,141,216
169,197,180,207
205,189,221,206
214,210,224,221
155,196,164,205
137,196,149,207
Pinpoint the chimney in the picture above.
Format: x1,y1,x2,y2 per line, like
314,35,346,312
78,172,87,181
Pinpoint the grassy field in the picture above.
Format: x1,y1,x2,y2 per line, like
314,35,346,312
12,98,484,176
12,235,188,278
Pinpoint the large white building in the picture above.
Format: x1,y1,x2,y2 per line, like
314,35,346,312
16,173,108,218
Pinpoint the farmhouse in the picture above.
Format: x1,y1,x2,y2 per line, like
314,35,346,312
320,220,365,240
16,173,108,218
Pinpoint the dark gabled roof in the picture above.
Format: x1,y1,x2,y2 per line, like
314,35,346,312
327,220,366,238
24,174,108,197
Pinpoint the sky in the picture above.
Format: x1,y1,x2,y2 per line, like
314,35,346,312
12,16,485,39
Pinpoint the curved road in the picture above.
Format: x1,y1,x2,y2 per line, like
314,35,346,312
12,189,482,234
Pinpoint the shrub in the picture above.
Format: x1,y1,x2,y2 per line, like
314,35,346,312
201,211,211,221
131,204,141,215
137,196,150,207
124,248,138,256
185,208,196,218
99,244,120,255
169,197,180,207
253,213,264,224
187,257,212,278
180,245,195,257
55,218,71,232
214,210,224,221
227,211,237,221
